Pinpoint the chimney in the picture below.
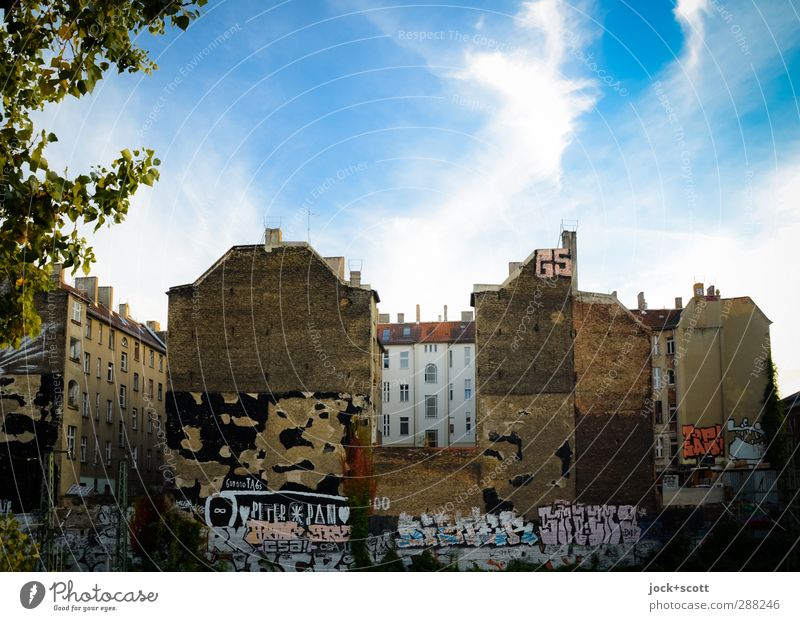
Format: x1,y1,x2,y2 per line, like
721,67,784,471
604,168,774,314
637,291,647,311
397,313,405,323
461,311,473,321
146,320,161,332
349,271,361,287
416,304,420,324
74,276,98,302
97,286,114,309
50,263,64,285
118,303,130,319
675,297,683,309
560,229,578,293
508,262,521,275
693,282,704,297
437,314,441,322
706,284,715,296
443,305,448,321
265,227,282,249
611,290,617,299
378,313,390,323
324,257,345,280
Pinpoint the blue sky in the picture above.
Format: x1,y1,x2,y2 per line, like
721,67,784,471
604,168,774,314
41,0,800,393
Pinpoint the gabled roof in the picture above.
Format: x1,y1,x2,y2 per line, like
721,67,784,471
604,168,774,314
378,321,475,346
637,308,683,331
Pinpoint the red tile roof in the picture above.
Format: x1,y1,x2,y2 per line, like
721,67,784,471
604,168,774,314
637,308,682,331
378,321,475,345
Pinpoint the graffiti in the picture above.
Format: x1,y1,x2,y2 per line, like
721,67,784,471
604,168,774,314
534,248,572,278
537,502,641,546
682,424,724,460
396,508,538,549
727,418,765,461
488,431,523,460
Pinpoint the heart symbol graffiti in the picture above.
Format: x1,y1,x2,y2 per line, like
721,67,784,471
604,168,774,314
338,506,351,523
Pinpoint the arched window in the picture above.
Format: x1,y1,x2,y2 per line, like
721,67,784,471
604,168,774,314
424,363,437,383
67,380,79,408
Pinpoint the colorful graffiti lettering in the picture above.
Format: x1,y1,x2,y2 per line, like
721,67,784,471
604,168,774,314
727,418,765,462
682,424,724,459
537,502,641,546
396,508,538,549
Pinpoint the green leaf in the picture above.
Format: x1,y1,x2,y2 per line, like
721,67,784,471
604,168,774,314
175,15,190,31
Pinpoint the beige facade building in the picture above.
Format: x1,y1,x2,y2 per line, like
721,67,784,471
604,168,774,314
639,284,773,506
0,267,168,511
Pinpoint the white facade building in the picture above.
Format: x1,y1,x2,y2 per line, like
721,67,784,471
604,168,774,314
378,314,475,447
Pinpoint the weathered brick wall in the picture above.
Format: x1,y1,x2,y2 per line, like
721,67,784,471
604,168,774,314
573,295,655,510
372,447,481,516
167,245,376,395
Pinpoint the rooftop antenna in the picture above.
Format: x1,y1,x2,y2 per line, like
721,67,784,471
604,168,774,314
307,206,315,243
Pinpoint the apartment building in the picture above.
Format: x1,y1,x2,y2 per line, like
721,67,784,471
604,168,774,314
0,267,167,511
377,310,475,447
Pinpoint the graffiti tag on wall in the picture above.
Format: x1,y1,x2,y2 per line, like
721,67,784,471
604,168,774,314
537,502,641,546
396,508,538,548
727,418,765,462
682,424,724,460
534,248,572,278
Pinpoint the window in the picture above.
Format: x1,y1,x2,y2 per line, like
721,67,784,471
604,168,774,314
93,440,99,465
402,326,411,337
80,436,87,462
159,355,164,372
147,415,153,434
134,341,140,361
72,300,82,323
449,350,453,368
121,337,128,348
106,400,113,424
449,383,453,401
667,369,675,385
96,357,101,378
85,318,92,339
424,344,438,353
95,393,100,421
120,352,128,372
666,337,675,355
669,406,678,423
400,351,409,369
670,440,678,458
131,446,138,469
425,395,437,418
382,328,390,341
82,392,89,418
83,352,90,374
449,416,455,435
400,384,409,402
69,337,81,361
149,349,154,368
382,415,390,437
424,363,437,383
98,323,103,345
654,400,663,424
133,373,139,391
66,425,77,458
148,379,154,399
655,436,663,458
146,449,152,471
118,421,125,447
157,383,163,401
652,367,661,390
67,381,79,408
424,429,438,447
382,352,389,369
652,335,660,356
400,417,409,435
109,329,115,351
107,362,114,382
464,379,472,400
466,415,472,433
464,346,471,366
119,385,127,409
105,441,112,465
382,381,390,403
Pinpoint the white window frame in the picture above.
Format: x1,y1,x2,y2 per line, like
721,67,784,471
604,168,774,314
133,372,139,391
83,352,90,374
400,351,409,369
80,436,87,462
652,367,662,390
400,384,409,402
66,425,76,458
382,352,389,369
424,363,437,383
464,346,471,366
120,351,128,372
69,337,81,361
119,385,127,409
106,400,113,424
382,381,390,403
425,394,437,418
107,362,114,383
82,392,89,418
464,379,473,400
652,335,660,356
399,417,409,435
72,301,82,323
666,337,675,355
382,414,390,437
67,381,79,408
655,436,664,458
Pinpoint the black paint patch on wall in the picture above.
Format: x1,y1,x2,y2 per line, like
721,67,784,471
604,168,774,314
1,413,36,435
279,427,314,450
483,488,514,514
272,459,314,473
554,440,573,478
509,473,534,487
483,449,503,461
323,443,336,453
488,430,523,460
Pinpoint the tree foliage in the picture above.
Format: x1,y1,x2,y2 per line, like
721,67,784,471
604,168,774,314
0,0,205,348
762,357,788,468
0,513,40,571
